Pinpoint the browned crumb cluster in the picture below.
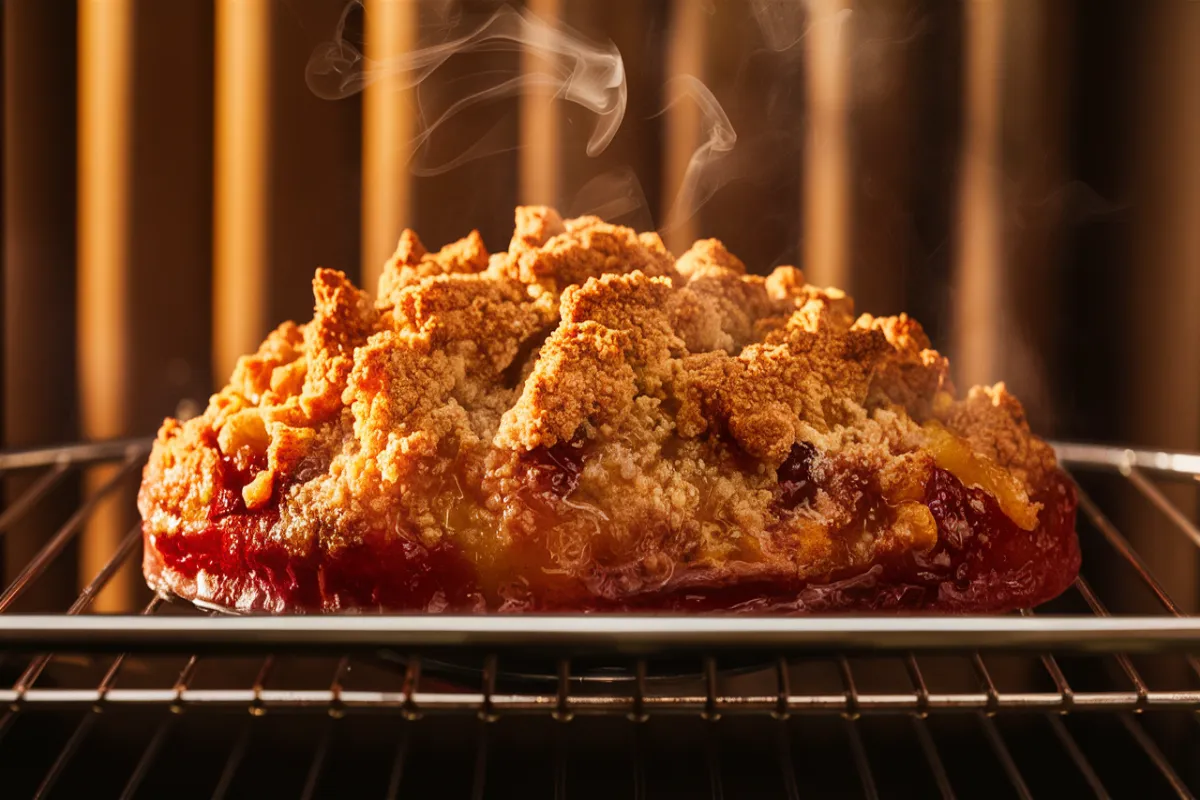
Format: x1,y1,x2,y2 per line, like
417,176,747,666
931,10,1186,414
139,207,1058,605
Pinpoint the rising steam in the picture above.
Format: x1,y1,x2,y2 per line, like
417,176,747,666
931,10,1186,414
306,2,626,174
750,0,853,53
660,76,738,233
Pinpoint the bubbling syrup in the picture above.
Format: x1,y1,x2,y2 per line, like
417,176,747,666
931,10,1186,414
150,455,480,612
149,445,1079,614
622,467,1079,613
518,441,585,512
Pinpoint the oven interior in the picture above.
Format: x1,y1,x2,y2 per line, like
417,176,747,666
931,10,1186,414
3,0,1200,797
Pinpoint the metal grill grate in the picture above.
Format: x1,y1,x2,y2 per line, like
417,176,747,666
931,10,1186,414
0,440,1196,798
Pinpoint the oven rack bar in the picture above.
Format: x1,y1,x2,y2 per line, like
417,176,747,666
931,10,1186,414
0,684,1195,715
0,613,1198,653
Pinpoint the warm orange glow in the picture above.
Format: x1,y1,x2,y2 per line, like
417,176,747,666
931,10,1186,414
362,0,419,292
663,0,706,253
802,0,852,289
77,0,134,611
954,0,1004,388
519,0,562,208
214,0,271,381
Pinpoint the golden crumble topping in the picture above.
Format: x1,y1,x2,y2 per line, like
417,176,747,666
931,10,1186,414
139,207,1062,610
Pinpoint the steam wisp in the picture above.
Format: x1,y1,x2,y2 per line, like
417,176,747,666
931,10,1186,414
750,0,853,53
307,2,626,175
659,75,737,233
566,166,653,232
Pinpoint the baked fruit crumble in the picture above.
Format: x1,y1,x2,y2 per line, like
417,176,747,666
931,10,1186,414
138,207,1079,613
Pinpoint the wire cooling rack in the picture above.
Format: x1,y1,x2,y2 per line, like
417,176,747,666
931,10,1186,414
0,438,1195,798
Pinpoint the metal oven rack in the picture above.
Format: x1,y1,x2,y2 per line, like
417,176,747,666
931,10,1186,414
0,440,1196,798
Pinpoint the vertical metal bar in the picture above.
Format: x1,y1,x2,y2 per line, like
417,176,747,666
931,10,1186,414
32,711,98,800
905,655,956,798
210,717,253,800
120,609,213,796
1019,607,1110,796
329,655,351,718
250,655,275,716
837,656,860,719
31,594,160,798
1073,577,1152,703
213,0,271,381
632,723,646,800
1019,608,1075,712
703,656,720,721
68,522,142,613
554,714,568,800
1038,651,1075,712
629,658,648,723
774,657,791,720
978,714,1033,800
776,721,801,800
1045,715,1110,799
629,658,648,798
1119,714,1196,800
0,462,69,534
662,0,706,252
1076,487,1187,615
169,611,220,713
384,725,412,800
95,595,164,701
705,722,724,800
470,719,490,800
1078,488,1200,680
479,653,498,722
904,654,931,717
911,716,956,800
970,653,1001,714
118,714,177,800
0,518,138,743
401,655,421,720
12,521,142,695
1125,466,1200,551
300,718,335,800
0,704,17,747
361,0,418,292
554,657,573,722
843,717,879,800
775,657,801,800
953,0,1004,387
171,654,202,712
802,0,853,290
971,653,1037,797
302,660,341,800
302,658,346,799
838,657,878,799
520,0,562,207
0,455,140,611
77,0,135,612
